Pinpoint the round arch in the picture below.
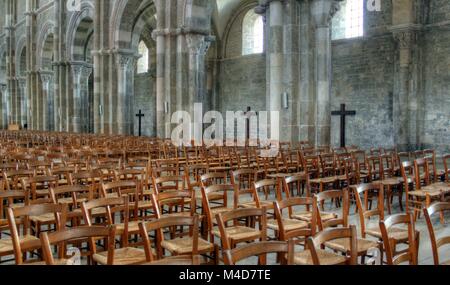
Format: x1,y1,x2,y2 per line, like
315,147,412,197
36,21,55,70
66,2,95,61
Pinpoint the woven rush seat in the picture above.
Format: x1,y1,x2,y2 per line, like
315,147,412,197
442,259,450,265
93,247,147,265
0,235,40,255
25,259,70,265
57,197,88,205
210,207,232,216
310,176,338,184
292,211,336,222
267,218,308,232
115,221,141,234
30,212,57,223
325,238,379,255
380,177,403,186
9,203,25,209
161,237,214,255
366,226,408,240
294,249,347,265
73,207,107,216
238,201,274,209
211,226,261,241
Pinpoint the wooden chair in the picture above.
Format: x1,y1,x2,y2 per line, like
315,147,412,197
223,241,295,265
283,173,311,198
141,255,202,265
139,215,218,264
444,154,450,183
378,154,404,214
201,184,235,243
49,185,93,227
379,213,418,265
40,226,115,265
320,185,379,264
273,197,317,245
152,175,186,194
0,190,30,262
81,197,146,265
6,203,67,264
296,225,358,265
21,175,59,200
216,207,268,251
423,202,450,265
231,169,258,209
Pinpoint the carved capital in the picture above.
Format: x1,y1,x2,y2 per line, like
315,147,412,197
311,0,343,28
393,30,416,49
186,34,212,56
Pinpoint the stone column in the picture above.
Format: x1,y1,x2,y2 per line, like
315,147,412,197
116,53,133,135
311,0,341,147
71,64,83,133
54,0,69,132
17,78,27,128
26,0,37,130
79,66,93,133
0,84,7,128
392,30,418,151
5,0,17,126
40,72,54,131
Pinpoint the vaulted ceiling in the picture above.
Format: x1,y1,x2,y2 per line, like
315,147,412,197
213,0,250,40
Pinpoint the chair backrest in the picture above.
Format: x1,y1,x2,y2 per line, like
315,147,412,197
443,154,450,183
223,241,294,265
274,197,317,240
139,215,200,262
7,203,68,264
423,202,450,265
315,189,349,230
414,158,430,188
379,213,417,265
306,225,358,265
201,184,235,229
0,190,30,223
215,207,267,251
231,168,257,207
283,173,311,198
150,190,196,219
152,175,185,194
81,196,128,229
253,179,282,202
353,183,384,238
50,185,92,208
40,226,115,265
200,172,227,186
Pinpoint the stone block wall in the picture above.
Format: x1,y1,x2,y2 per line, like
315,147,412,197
133,73,156,137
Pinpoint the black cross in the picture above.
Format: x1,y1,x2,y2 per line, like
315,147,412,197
136,110,145,137
331,104,356,148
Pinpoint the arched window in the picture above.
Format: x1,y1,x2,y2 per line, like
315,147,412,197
332,0,364,40
137,41,149,74
242,9,264,56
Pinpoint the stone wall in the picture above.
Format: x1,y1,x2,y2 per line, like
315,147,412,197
331,1,396,150
133,73,156,137
421,1,450,153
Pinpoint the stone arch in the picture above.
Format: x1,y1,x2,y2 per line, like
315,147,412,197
66,2,95,61
15,37,27,77
221,1,259,59
36,21,55,70
110,0,155,50
0,45,6,84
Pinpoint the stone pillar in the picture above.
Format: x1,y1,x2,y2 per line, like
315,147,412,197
79,66,92,133
0,84,7,128
116,53,133,135
311,0,341,147
392,30,418,151
298,0,315,143
5,0,17,126
26,0,37,130
40,72,54,131
70,64,83,133
54,0,69,132
153,0,167,138
17,78,27,128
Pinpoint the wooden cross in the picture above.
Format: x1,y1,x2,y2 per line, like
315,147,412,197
136,110,145,137
331,104,356,148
